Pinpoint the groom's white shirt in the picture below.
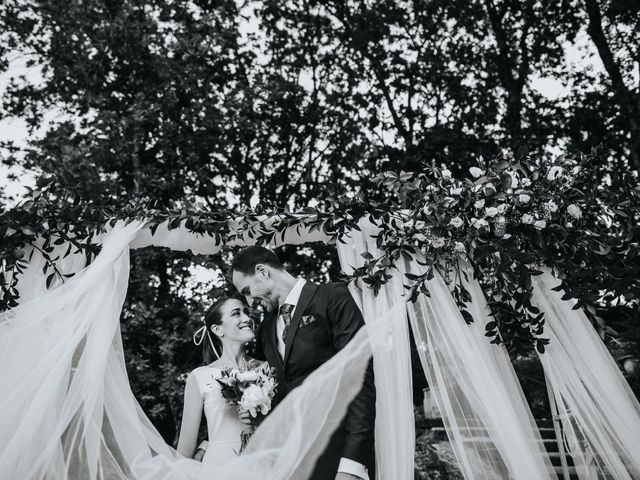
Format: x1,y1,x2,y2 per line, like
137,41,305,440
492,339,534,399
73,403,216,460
277,278,369,480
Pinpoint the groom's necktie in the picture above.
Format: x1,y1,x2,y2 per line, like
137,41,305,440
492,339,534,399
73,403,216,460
279,303,295,347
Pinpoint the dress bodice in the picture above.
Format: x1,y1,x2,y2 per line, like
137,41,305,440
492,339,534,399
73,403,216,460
191,366,244,463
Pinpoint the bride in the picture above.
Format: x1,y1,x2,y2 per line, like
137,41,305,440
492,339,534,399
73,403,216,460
177,297,260,463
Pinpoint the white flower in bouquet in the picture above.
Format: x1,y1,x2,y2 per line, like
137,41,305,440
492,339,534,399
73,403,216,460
450,187,463,196
432,237,446,248
449,216,464,228
533,220,546,230
567,204,582,219
454,242,466,253
415,220,426,230
485,207,499,217
566,221,574,228
546,200,558,213
236,371,260,383
260,377,277,398
518,194,531,204
422,204,433,215
497,204,508,214
240,384,271,417
521,178,532,187
474,199,485,209
441,168,452,179
471,218,489,229
521,214,534,225
547,166,563,181
469,166,484,178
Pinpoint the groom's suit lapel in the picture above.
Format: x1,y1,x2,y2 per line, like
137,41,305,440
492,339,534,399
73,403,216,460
262,310,285,378
283,281,319,365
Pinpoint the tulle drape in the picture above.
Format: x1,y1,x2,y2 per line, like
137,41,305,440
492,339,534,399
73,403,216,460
337,225,416,480
532,271,640,479
338,219,555,479
400,261,555,479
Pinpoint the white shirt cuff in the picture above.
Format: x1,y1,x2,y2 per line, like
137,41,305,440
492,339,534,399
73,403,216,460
337,457,369,479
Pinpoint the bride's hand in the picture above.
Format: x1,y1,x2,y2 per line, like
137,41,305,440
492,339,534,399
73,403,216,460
238,409,254,426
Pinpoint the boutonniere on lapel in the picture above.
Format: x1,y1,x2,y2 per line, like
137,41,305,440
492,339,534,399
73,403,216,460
300,315,317,328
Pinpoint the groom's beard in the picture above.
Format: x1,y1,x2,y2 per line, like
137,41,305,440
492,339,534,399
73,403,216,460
254,298,277,313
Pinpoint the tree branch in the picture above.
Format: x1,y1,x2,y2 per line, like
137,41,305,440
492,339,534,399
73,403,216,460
584,0,631,99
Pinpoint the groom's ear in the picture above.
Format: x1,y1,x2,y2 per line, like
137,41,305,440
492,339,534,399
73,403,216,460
255,264,269,278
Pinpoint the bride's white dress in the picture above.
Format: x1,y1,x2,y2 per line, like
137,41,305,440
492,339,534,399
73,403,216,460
192,366,243,463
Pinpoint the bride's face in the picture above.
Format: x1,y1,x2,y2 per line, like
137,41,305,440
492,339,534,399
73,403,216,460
214,299,255,344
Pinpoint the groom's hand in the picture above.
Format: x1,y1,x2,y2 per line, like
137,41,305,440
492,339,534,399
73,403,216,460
335,474,362,480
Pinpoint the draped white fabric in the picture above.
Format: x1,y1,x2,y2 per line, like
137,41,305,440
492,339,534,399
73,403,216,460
129,216,333,254
402,263,555,480
0,220,403,480
404,263,557,479
532,271,640,479
336,225,416,480
338,220,555,479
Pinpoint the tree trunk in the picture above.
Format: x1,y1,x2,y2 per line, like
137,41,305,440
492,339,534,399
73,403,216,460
484,0,527,149
584,0,640,169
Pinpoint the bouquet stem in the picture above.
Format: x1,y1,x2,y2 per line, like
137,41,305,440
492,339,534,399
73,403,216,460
239,426,255,454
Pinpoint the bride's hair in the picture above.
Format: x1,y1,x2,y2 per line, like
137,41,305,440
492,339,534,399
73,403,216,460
202,298,230,363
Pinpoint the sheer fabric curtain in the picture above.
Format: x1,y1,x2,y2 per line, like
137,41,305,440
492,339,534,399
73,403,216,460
337,219,554,480
337,223,416,480
532,271,640,479
401,259,556,480
337,218,553,480
0,220,394,480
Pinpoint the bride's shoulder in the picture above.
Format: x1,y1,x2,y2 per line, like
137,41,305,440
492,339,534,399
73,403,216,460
189,364,221,382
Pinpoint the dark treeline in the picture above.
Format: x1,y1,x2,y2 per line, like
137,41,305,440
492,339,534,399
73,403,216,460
1,0,638,442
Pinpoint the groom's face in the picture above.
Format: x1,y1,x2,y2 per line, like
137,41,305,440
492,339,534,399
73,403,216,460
232,265,278,313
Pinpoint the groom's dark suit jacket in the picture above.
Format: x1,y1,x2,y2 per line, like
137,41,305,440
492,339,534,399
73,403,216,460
256,282,376,480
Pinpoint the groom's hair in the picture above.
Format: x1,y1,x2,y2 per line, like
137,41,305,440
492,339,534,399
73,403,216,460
230,246,283,275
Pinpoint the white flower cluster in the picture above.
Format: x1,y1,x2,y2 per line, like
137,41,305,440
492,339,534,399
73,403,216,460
402,158,586,255
218,366,278,418
240,368,277,417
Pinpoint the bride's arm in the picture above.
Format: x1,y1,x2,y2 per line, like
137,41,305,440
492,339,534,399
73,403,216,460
176,373,203,458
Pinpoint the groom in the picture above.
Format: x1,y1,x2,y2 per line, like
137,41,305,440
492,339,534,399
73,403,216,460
231,246,376,480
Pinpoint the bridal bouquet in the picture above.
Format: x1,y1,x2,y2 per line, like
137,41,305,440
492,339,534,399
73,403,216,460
216,364,278,453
